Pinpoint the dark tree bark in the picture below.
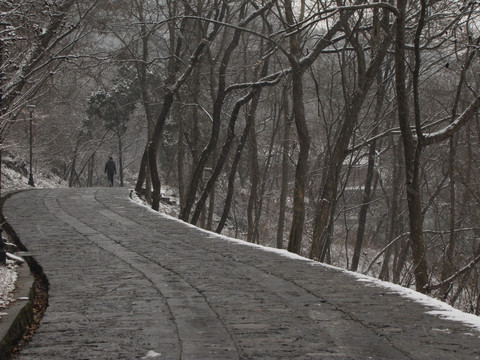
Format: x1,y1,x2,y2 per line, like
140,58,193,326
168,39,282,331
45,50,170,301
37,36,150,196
350,139,378,271
117,131,124,187
382,137,404,282
247,100,260,243
216,109,253,234
69,133,82,187
285,0,367,255
285,0,310,254
276,85,292,249
394,0,429,293
87,152,95,187
179,1,274,221
190,90,257,225
136,5,227,210
438,39,479,297
351,58,388,270
310,16,391,261
176,97,186,209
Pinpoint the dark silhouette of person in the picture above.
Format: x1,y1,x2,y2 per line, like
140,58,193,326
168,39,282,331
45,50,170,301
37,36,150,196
105,156,116,187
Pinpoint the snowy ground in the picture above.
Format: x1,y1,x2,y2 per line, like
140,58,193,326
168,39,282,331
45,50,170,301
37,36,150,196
1,166,67,194
0,261,17,312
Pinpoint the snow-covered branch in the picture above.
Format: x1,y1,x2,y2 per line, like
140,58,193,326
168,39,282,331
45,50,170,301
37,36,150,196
429,252,480,292
423,95,480,145
225,71,285,93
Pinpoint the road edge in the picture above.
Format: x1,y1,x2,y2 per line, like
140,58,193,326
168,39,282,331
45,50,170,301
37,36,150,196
0,190,48,360
0,264,34,360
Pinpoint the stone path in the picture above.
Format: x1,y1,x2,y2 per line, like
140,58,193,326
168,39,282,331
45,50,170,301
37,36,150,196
3,188,480,359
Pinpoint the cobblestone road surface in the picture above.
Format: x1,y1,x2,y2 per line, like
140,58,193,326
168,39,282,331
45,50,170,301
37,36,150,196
3,188,480,359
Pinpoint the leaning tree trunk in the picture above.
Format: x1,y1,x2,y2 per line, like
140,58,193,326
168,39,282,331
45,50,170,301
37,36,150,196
136,4,227,210
216,106,253,234
180,24,242,222
180,2,273,221
190,90,257,225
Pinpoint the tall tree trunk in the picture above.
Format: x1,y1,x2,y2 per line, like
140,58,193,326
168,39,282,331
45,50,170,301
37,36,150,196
206,182,215,231
246,31,272,244
285,0,310,254
69,155,77,188
138,0,155,201
440,135,456,296
440,40,478,298
136,3,227,209
180,9,245,222
118,131,124,187
143,8,226,211
394,0,429,293
214,65,281,235
177,98,186,209
309,14,391,261
247,104,259,243
190,90,257,225
87,152,95,187
284,0,362,254
135,151,148,193
351,139,378,271
286,63,310,254
381,137,403,281
180,2,273,221
254,107,279,244
69,133,82,187
149,92,174,210
351,65,387,271
276,85,292,249
216,94,261,234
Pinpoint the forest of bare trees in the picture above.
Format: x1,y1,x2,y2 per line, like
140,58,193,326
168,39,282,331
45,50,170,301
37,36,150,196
2,0,480,314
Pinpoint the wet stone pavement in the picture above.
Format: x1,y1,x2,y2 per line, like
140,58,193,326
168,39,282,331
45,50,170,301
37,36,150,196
3,188,480,360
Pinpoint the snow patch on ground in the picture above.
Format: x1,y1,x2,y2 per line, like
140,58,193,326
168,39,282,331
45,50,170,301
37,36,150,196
353,274,480,334
141,350,162,359
1,166,67,193
0,261,18,312
130,190,480,335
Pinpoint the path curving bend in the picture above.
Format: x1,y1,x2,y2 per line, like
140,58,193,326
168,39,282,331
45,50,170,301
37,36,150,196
3,188,480,360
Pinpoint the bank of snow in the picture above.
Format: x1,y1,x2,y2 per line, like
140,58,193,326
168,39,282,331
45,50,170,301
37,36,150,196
130,191,480,336
0,262,17,314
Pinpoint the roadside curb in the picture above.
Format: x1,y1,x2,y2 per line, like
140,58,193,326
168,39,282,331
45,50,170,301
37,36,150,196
0,263,34,360
0,189,38,360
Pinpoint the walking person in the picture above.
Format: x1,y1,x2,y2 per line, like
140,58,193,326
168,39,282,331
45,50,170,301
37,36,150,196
105,156,116,187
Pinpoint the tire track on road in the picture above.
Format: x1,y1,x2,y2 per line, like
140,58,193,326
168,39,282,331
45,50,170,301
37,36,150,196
91,190,412,360
46,190,240,360
6,188,479,360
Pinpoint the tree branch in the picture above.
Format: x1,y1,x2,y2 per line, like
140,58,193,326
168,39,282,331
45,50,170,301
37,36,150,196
423,95,480,145
428,253,480,292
